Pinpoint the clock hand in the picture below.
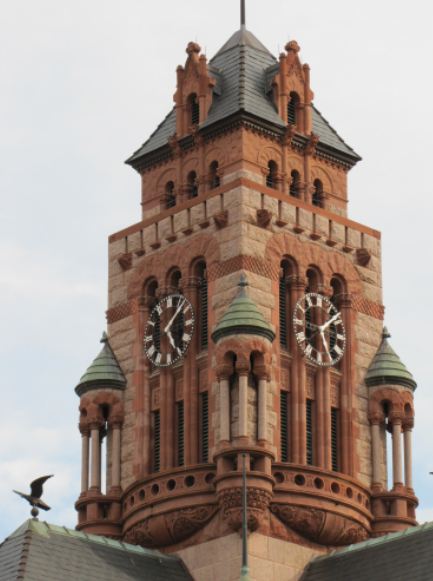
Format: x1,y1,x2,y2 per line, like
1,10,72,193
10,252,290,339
164,297,185,334
320,312,341,333
320,329,333,361
166,330,176,350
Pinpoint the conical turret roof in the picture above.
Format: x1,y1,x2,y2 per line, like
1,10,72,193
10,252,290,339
365,327,416,390
75,332,126,396
212,275,275,343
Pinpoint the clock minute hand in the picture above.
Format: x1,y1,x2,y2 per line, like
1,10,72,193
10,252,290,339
320,312,341,332
164,298,185,333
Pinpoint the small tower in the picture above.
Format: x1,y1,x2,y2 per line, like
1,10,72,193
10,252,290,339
75,332,126,537
367,327,418,536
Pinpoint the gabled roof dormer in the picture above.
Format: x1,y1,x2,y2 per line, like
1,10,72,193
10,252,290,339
174,42,217,137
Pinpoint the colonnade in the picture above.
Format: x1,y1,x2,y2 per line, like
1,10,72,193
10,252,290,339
371,416,413,490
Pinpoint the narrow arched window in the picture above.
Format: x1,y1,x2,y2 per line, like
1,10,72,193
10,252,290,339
290,170,300,198
188,93,200,126
165,181,176,209
312,179,324,208
287,92,300,125
266,160,278,189
209,160,220,189
187,171,198,199
196,260,208,351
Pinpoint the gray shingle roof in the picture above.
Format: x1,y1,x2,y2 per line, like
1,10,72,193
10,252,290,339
301,523,432,581
0,520,193,581
126,28,360,166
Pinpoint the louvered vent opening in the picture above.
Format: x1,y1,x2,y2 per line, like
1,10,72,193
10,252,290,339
280,390,289,461
200,392,209,463
306,399,313,465
288,92,299,125
331,407,339,471
177,401,185,466
191,96,200,125
279,275,287,348
152,411,160,472
199,276,208,350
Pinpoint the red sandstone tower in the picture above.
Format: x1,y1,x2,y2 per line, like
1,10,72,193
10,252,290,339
74,15,418,581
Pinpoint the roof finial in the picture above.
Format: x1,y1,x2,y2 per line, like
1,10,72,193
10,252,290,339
238,273,248,297
382,326,391,340
241,0,246,30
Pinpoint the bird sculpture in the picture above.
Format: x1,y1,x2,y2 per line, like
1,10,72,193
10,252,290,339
13,475,53,519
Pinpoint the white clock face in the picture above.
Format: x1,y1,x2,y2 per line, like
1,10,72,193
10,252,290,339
293,292,346,367
144,294,195,368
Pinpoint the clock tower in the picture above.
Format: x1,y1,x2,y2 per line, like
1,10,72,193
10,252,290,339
74,14,418,581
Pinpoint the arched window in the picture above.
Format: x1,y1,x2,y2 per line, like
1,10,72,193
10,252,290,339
266,160,278,189
290,170,300,198
165,181,176,209
287,92,300,125
188,93,200,126
187,171,198,199
209,160,220,189
312,179,324,208
194,260,208,351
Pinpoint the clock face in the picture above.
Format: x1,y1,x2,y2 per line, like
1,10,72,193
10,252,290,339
292,292,346,367
144,294,195,368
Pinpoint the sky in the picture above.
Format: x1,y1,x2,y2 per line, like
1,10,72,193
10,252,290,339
1,0,433,541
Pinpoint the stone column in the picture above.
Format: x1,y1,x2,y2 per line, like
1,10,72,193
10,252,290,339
257,377,268,443
81,429,90,493
238,372,249,439
371,421,382,486
392,419,403,486
340,293,354,475
403,426,413,489
219,377,230,444
111,423,122,489
184,276,200,464
90,425,101,490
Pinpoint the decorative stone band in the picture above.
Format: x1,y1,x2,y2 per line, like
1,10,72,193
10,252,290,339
351,294,385,320
208,254,279,281
106,299,139,324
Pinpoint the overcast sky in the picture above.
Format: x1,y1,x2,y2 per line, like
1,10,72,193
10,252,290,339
1,0,433,541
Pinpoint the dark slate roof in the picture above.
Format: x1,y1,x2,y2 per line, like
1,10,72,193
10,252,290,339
126,28,360,166
0,520,193,581
301,522,433,581
75,332,126,397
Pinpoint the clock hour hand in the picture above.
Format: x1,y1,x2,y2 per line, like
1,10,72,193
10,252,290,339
164,297,185,334
166,330,176,350
320,312,341,333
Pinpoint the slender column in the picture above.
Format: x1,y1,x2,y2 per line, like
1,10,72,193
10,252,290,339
165,371,175,468
257,377,268,443
315,370,325,467
371,421,382,485
403,427,413,489
90,426,101,490
392,420,403,486
238,372,249,439
340,294,354,475
184,277,200,465
323,369,332,470
289,276,305,464
135,300,149,477
111,424,121,489
220,377,230,443
81,430,90,493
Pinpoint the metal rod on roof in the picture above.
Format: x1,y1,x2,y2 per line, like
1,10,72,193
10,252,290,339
241,0,246,30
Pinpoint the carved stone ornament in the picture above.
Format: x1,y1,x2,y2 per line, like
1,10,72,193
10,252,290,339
213,210,229,229
356,248,372,267
218,487,272,532
257,209,272,228
118,252,132,271
123,504,217,548
270,504,369,546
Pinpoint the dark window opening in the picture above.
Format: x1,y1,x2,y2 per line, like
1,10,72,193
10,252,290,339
266,160,278,189
200,392,209,463
165,181,176,209
280,390,289,462
306,399,314,465
199,267,208,350
331,407,339,471
290,170,300,198
187,171,198,199
152,411,161,472
288,92,300,125
312,179,324,208
209,161,220,189
176,401,185,466
188,94,200,126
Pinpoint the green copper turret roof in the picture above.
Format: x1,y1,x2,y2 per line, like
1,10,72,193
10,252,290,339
75,333,126,397
212,275,275,343
365,327,416,390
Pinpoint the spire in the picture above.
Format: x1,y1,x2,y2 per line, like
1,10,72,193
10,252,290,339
241,0,246,31
365,327,416,390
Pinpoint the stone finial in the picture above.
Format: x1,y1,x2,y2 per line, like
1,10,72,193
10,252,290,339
285,40,300,54
186,41,201,56
100,331,108,344
382,326,391,340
